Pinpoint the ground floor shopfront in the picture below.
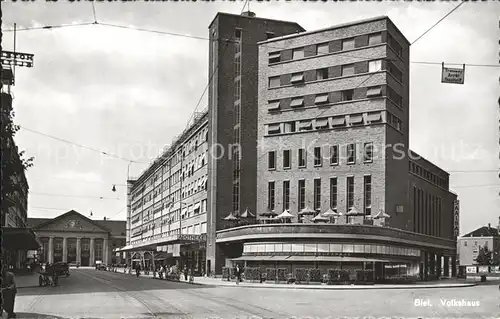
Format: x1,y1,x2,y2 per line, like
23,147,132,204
215,224,457,281
2,227,40,269
119,234,207,275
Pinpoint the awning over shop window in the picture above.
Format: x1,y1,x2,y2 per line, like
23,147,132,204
366,112,382,122
315,118,329,129
331,116,346,126
232,255,273,261
2,227,41,251
349,114,364,124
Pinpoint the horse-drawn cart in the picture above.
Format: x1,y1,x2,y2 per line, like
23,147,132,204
38,262,70,287
38,271,58,287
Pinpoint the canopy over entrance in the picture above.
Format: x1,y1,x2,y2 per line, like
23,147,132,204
2,227,41,250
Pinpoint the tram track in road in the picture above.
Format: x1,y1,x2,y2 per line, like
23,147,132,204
77,269,187,318
78,269,289,318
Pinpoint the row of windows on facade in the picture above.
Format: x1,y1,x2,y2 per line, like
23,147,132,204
268,59,404,90
265,111,403,136
45,242,103,257
409,161,448,189
412,187,443,238
267,84,403,112
233,33,243,220
268,176,372,216
268,142,375,171
131,164,207,211
133,151,208,201
267,31,403,65
463,241,489,247
130,127,209,197
132,220,208,239
244,242,419,257
134,198,208,227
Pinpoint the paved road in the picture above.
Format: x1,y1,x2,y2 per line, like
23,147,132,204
11,269,499,319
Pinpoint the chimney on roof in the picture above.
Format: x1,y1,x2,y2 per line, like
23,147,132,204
241,11,256,18
488,223,491,229
103,216,107,220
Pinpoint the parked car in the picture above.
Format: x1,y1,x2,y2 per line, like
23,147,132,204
95,261,106,270
52,262,70,277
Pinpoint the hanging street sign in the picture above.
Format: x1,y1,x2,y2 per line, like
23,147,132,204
441,63,465,84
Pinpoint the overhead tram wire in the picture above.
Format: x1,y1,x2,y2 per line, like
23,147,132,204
3,22,96,32
19,126,148,164
30,192,121,200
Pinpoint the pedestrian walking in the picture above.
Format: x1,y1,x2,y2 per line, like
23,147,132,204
184,267,188,281
235,265,241,285
1,266,18,318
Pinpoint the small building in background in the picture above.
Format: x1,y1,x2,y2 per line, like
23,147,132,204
458,221,500,269
28,210,126,266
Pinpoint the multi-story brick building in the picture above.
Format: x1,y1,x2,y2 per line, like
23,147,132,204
219,15,459,279
206,12,305,274
1,91,39,269
121,111,209,273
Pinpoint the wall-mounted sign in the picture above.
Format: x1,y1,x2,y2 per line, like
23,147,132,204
441,63,465,84
453,200,460,237
478,266,489,273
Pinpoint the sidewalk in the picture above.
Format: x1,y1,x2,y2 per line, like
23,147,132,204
15,273,40,289
112,268,477,290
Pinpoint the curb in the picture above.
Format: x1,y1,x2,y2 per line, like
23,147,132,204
195,283,477,290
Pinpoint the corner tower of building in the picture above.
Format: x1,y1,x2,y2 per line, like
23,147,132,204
206,12,305,274
257,16,410,226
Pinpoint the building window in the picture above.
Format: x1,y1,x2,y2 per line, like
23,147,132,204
290,72,305,84
234,55,241,77
368,33,382,45
268,181,275,211
364,175,372,215
234,78,241,101
298,180,306,211
269,76,280,88
283,150,291,169
284,122,296,133
464,241,467,247
369,60,382,73
283,181,290,211
235,28,242,39
267,123,281,135
346,176,354,211
314,94,329,105
342,38,355,51
293,48,304,59
341,89,353,101
366,86,382,97
290,97,305,108
298,149,306,168
316,68,329,80
266,32,275,40
268,151,276,170
330,145,339,165
317,43,329,55
314,147,322,167
314,179,321,211
342,64,355,76
269,52,280,64
347,144,356,164
330,178,338,209
364,142,373,163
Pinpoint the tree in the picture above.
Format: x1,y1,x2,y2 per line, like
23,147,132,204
1,92,34,226
474,246,493,265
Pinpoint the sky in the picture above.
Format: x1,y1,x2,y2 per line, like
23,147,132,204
2,0,499,235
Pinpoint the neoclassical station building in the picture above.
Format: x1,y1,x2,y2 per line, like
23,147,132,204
28,210,126,266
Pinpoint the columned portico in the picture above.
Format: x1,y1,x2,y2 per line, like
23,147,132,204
48,237,54,263
90,238,95,265
62,237,68,263
76,237,82,265
103,238,109,264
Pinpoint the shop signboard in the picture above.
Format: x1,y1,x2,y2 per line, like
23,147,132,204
453,200,460,237
478,266,489,273
466,266,477,274
491,266,500,273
